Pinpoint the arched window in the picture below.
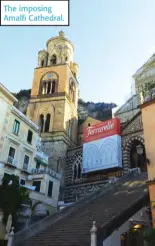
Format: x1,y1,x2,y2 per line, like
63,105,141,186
72,91,75,103
45,114,51,132
88,123,91,127
77,164,81,179
41,60,44,67
39,114,44,133
69,81,76,103
52,80,56,93
42,82,46,95
74,165,77,180
68,120,72,138
47,81,51,94
50,55,57,65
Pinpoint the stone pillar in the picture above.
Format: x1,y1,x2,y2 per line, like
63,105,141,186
90,221,97,246
7,227,14,246
50,82,53,93
45,82,48,94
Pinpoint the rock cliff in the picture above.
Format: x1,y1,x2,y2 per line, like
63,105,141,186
13,89,117,122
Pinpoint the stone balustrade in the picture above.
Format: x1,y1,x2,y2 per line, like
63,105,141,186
31,167,61,180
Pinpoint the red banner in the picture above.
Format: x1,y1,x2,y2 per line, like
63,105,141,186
83,117,121,143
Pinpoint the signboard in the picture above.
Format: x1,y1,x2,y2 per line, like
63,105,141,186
82,118,122,173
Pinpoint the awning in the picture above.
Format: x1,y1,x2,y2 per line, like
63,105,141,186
35,157,48,167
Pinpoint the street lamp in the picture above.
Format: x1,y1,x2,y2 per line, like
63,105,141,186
136,145,144,155
136,145,150,165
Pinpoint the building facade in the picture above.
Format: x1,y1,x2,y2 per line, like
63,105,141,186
140,92,155,228
64,54,155,202
25,32,155,204
0,83,60,213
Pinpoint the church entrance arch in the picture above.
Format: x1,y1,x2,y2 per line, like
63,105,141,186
123,136,147,173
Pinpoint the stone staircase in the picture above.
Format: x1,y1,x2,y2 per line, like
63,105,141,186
13,172,149,246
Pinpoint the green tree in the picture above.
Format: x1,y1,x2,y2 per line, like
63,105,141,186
0,174,31,226
143,228,155,246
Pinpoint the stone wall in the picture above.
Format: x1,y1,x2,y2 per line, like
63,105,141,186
64,146,123,203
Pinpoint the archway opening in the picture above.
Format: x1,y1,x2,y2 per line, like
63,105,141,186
130,139,147,172
39,114,44,133
50,55,57,65
45,114,51,132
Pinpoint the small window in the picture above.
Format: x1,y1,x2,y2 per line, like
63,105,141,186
50,55,57,65
88,123,91,127
48,181,53,197
27,130,33,144
12,120,20,135
33,181,41,192
8,147,15,158
45,114,51,132
41,60,44,67
20,179,25,185
23,155,29,170
39,114,44,133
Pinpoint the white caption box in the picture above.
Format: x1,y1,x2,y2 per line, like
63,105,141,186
1,0,69,26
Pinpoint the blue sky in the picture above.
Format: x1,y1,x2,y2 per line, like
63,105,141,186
1,0,155,107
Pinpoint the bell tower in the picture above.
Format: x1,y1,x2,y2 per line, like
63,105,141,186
27,31,79,177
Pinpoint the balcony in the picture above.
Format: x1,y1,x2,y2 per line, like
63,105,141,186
5,156,17,168
22,164,31,174
35,150,49,166
31,168,61,181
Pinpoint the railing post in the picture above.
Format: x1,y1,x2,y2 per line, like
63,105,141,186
90,221,97,246
7,227,14,246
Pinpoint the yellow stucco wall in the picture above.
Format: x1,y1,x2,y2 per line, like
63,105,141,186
141,101,155,179
141,100,155,227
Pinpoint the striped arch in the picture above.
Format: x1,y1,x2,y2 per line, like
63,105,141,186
123,136,144,173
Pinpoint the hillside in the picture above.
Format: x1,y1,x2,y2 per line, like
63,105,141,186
13,89,117,122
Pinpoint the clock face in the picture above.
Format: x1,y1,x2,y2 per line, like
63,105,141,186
48,73,52,79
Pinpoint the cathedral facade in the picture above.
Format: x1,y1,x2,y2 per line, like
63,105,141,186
27,32,155,203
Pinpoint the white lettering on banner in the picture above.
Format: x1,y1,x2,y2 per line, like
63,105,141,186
85,121,114,138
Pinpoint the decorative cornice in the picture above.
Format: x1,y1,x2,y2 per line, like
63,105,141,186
0,83,18,103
